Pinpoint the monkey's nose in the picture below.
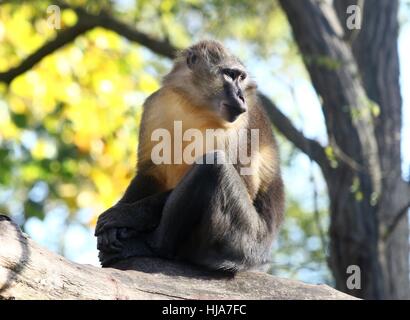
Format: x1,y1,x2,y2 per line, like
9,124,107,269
222,101,246,113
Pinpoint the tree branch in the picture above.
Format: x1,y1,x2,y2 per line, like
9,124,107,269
0,3,177,84
0,20,96,84
381,179,410,240
95,12,177,59
383,199,410,241
258,93,328,172
59,2,178,59
0,215,355,300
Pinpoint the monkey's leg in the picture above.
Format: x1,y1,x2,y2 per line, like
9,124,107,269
120,173,165,203
103,151,271,270
149,154,222,259
150,151,270,271
100,152,224,265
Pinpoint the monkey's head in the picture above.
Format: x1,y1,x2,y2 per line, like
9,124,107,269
164,40,257,123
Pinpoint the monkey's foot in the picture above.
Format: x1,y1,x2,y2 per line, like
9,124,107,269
99,236,155,267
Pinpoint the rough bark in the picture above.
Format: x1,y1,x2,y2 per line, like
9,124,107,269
343,0,408,300
279,0,409,299
0,216,355,300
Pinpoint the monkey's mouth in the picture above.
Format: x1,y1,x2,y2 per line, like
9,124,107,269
226,112,241,122
220,101,247,122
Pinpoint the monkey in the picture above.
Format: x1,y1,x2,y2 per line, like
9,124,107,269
95,40,284,272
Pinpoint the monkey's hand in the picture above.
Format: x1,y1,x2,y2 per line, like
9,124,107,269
98,235,155,267
95,191,172,253
95,203,160,253
95,203,160,236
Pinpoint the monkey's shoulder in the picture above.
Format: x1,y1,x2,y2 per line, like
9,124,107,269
245,98,281,196
142,88,189,113
248,99,275,142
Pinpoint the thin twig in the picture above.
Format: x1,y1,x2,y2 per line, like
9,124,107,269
382,199,410,241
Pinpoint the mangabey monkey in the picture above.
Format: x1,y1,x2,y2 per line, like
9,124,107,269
95,40,284,271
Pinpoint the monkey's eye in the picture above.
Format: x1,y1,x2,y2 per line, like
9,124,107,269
223,68,236,80
222,68,246,81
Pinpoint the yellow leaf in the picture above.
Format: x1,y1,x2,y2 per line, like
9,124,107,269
139,74,159,93
62,9,78,27
31,139,57,160
58,183,78,198
9,96,27,113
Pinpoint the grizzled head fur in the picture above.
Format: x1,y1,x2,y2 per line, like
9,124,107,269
163,40,257,123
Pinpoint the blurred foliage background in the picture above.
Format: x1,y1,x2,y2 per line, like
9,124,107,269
0,0,409,285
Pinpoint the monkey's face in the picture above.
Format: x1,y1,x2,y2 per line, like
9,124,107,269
217,65,249,123
188,54,254,123
170,40,257,123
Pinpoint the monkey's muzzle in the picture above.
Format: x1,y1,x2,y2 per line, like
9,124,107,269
221,98,247,122
221,80,247,122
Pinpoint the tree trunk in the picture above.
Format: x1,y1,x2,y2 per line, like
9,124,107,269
279,0,409,299
340,0,409,300
0,215,355,300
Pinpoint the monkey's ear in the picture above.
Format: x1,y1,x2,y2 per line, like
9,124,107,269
186,50,198,69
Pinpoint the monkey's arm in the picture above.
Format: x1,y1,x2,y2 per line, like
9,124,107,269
252,174,285,235
95,172,167,232
95,173,170,253
95,190,171,235
95,190,170,255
